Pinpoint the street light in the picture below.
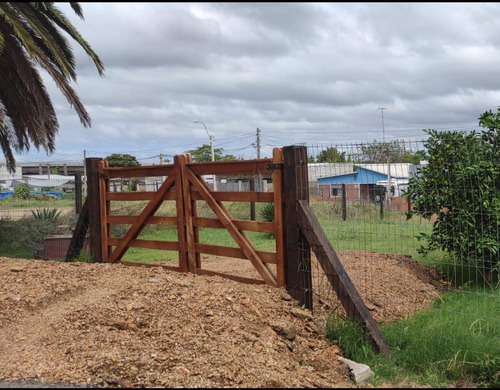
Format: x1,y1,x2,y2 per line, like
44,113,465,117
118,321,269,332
193,120,217,190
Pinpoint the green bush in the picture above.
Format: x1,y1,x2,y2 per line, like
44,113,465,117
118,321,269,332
13,183,32,199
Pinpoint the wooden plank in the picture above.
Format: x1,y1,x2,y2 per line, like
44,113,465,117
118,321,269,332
283,146,313,310
190,191,274,203
195,268,265,285
107,173,176,263
297,200,391,355
187,159,272,176
191,185,201,269
86,158,103,262
104,165,174,179
106,191,176,201
117,261,181,273
273,147,285,286
108,237,178,251
196,243,277,264
118,261,265,285
174,155,188,272
107,215,178,226
193,217,275,234
184,167,277,286
180,154,197,273
64,200,89,262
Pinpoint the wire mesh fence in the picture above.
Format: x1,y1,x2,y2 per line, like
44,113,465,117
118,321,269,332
303,137,499,380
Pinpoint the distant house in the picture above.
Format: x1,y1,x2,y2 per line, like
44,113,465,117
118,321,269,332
317,163,414,209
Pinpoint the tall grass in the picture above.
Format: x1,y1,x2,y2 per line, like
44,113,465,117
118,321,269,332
327,286,500,387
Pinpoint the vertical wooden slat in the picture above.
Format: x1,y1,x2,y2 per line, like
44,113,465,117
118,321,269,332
180,154,197,273
273,148,285,287
175,155,188,272
86,158,103,262
283,146,312,310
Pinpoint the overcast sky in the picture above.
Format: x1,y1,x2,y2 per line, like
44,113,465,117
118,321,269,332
14,2,500,164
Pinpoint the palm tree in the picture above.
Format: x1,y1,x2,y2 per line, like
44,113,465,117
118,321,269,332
0,2,104,172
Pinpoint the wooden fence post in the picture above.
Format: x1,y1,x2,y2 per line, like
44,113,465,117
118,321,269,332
86,158,103,262
379,187,384,220
342,184,347,221
283,145,313,310
74,172,82,214
249,178,256,221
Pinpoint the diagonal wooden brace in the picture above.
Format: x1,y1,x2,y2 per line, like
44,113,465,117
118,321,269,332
108,173,176,263
184,166,278,287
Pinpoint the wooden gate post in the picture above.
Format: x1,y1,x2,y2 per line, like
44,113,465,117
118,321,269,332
86,158,103,262
74,171,83,214
283,145,313,310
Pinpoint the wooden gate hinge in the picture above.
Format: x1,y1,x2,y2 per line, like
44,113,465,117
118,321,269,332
266,163,283,171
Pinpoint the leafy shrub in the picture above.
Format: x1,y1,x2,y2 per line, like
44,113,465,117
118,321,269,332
11,217,58,254
405,123,499,280
13,183,32,199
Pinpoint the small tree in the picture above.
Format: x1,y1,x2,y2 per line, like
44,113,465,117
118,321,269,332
104,153,140,167
185,144,237,162
13,182,32,199
104,153,140,191
316,147,346,163
360,140,424,163
405,113,499,280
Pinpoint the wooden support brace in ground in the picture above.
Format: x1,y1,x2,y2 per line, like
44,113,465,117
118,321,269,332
64,200,89,262
297,199,392,355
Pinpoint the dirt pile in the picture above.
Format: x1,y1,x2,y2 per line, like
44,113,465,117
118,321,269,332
0,251,445,388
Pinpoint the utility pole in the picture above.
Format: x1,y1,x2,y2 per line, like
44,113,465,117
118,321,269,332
256,128,262,191
378,108,391,209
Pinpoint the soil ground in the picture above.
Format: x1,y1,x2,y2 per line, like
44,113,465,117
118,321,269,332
0,250,446,388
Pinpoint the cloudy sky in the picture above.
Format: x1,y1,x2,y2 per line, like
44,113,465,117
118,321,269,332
14,2,500,164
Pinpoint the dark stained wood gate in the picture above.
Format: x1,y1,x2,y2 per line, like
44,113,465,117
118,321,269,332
97,150,285,287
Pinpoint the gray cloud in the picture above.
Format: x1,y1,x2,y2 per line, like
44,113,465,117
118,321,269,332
12,2,500,163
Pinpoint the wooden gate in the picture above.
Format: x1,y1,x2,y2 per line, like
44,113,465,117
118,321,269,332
97,149,285,287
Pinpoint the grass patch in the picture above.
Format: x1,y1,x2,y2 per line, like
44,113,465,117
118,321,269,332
327,285,500,387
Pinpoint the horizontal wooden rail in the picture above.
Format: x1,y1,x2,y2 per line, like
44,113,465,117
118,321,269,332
191,190,274,203
194,217,275,234
118,261,266,285
107,215,178,226
106,191,176,201
104,165,174,179
195,243,277,264
187,159,273,175
108,237,178,251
